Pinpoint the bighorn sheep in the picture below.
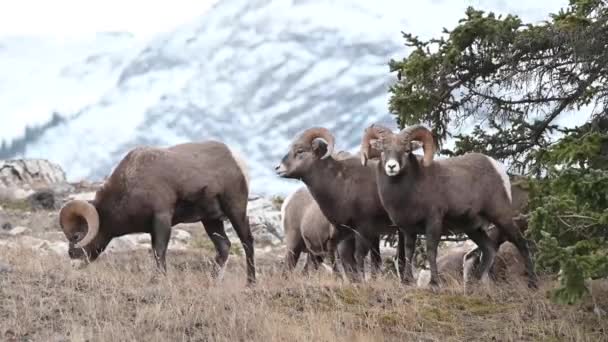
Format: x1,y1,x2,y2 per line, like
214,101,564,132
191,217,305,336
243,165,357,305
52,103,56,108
360,124,538,288
282,185,348,273
58,141,256,284
275,127,403,281
416,245,473,288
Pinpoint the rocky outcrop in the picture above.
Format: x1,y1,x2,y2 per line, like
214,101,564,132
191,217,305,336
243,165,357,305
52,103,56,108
238,195,283,246
0,159,66,189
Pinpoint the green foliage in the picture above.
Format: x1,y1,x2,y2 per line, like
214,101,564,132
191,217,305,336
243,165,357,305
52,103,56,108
528,131,608,304
388,0,608,173
388,0,608,304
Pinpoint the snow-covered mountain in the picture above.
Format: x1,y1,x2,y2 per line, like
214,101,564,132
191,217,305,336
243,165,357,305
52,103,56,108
3,0,569,196
0,32,143,141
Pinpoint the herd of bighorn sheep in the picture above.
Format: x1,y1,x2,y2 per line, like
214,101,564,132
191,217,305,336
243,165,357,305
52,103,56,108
58,124,538,290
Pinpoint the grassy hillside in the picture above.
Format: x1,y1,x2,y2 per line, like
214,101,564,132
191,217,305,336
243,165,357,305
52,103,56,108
0,247,605,342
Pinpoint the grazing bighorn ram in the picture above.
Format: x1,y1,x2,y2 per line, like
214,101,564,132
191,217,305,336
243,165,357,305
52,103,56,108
275,127,405,281
58,141,256,284
360,124,538,289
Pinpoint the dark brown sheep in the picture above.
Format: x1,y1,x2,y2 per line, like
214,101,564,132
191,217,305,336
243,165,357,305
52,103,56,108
360,124,537,289
58,141,256,284
275,127,400,281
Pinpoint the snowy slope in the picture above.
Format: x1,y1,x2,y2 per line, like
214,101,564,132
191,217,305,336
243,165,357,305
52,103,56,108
11,0,571,196
0,32,143,141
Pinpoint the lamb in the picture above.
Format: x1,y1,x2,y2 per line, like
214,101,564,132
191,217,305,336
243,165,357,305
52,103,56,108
360,124,538,289
275,127,404,281
58,141,256,284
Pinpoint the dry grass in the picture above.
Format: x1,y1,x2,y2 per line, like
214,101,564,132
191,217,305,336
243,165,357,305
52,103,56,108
0,247,606,342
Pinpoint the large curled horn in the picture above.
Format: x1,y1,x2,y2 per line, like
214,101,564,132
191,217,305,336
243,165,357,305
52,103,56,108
360,123,393,166
59,200,100,248
298,127,335,159
398,125,436,167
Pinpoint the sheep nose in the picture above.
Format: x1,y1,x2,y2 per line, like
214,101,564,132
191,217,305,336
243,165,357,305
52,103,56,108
388,164,396,170
274,164,280,171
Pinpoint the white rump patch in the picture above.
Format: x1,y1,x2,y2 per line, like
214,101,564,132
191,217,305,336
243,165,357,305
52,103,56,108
485,155,512,203
280,190,298,232
229,149,250,190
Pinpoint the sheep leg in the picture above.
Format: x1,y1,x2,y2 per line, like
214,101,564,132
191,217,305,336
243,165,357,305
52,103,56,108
220,199,256,285
425,218,442,288
304,253,323,274
354,235,372,282
337,237,357,281
202,218,231,280
151,213,172,274
325,236,346,278
397,230,406,282
284,230,305,274
369,235,382,278
402,231,417,284
466,228,497,284
493,218,539,289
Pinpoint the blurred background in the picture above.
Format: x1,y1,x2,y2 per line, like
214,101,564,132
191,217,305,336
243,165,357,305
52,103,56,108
0,0,575,196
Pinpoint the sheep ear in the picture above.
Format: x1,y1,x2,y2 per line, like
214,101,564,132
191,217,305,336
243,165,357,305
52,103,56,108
370,139,383,151
311,138,328,158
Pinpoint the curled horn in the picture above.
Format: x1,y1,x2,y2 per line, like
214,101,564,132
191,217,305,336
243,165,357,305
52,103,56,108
298,127,335,159
360,124,393,166
59,200,100,248
398,125,436,167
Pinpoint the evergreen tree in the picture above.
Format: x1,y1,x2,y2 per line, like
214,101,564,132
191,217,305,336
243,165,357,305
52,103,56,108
388,0,607,303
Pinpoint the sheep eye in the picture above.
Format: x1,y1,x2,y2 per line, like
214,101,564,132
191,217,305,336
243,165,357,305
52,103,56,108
295,149,304,155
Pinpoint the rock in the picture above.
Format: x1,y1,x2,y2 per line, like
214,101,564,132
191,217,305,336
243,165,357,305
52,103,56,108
135,234,151,244
0,262,12,274
6,226,30,236
239,196,283,247
45,241,69,255
0,186,35,201
0,212,11,230
107,236,140,252
27,189,56,210
0,159,67,190
68,191,96,201
173,229,191,243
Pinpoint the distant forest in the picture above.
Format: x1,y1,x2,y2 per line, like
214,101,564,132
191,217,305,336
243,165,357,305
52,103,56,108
0,112,66,159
